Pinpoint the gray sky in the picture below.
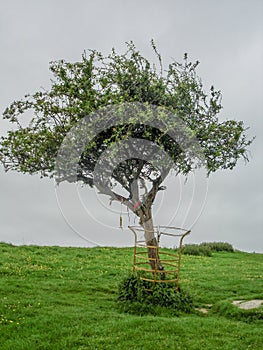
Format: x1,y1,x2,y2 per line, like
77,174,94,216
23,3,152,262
0,0,262,252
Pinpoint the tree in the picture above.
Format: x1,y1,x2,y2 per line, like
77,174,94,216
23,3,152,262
0,41,253,274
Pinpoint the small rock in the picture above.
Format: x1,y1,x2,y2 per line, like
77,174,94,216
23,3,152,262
205,304,213,308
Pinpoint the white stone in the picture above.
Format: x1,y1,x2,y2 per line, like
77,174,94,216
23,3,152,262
232,300,263,310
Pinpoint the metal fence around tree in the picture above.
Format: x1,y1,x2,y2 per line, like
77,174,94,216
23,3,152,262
128,225,191,291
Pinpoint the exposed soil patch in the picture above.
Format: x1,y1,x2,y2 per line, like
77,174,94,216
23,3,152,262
196,304,213,314
197,308,209,314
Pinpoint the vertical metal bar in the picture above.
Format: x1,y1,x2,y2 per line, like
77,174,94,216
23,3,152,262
128,226,138,274
176,235,184,291
154,242,158,284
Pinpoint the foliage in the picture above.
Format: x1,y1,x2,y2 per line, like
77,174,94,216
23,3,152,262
181,244,213,257
0,243,262,349
179,241,235,256
117,273,194,315
0,42,253,206
199,241,234,252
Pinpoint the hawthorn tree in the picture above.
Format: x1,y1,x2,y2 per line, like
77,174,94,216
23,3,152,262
0,42,253,272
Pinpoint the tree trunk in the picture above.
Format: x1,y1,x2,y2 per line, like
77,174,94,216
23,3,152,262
141,216,165,279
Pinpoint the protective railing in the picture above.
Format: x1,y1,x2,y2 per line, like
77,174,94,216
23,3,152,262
128,225,191,291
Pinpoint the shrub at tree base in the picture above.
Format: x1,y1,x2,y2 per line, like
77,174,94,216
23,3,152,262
117,274,194,316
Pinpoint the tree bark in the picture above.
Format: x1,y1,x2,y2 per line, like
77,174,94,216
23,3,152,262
141,214,165,279
106,174,166,278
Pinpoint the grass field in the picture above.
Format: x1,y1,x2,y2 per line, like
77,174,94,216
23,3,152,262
0,242,262,349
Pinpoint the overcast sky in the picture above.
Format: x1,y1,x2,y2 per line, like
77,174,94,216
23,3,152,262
0,0,262,252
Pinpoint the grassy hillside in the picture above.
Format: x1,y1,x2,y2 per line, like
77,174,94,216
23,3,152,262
0,243,262,349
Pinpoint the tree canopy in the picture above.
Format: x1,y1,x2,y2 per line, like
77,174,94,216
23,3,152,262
0,41,253,220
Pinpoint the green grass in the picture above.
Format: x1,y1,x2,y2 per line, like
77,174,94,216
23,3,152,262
0,242,262,349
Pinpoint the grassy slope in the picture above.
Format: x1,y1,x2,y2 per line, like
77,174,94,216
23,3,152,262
0,243,262,350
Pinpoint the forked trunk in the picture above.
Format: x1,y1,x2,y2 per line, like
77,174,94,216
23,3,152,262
141,216,165,279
